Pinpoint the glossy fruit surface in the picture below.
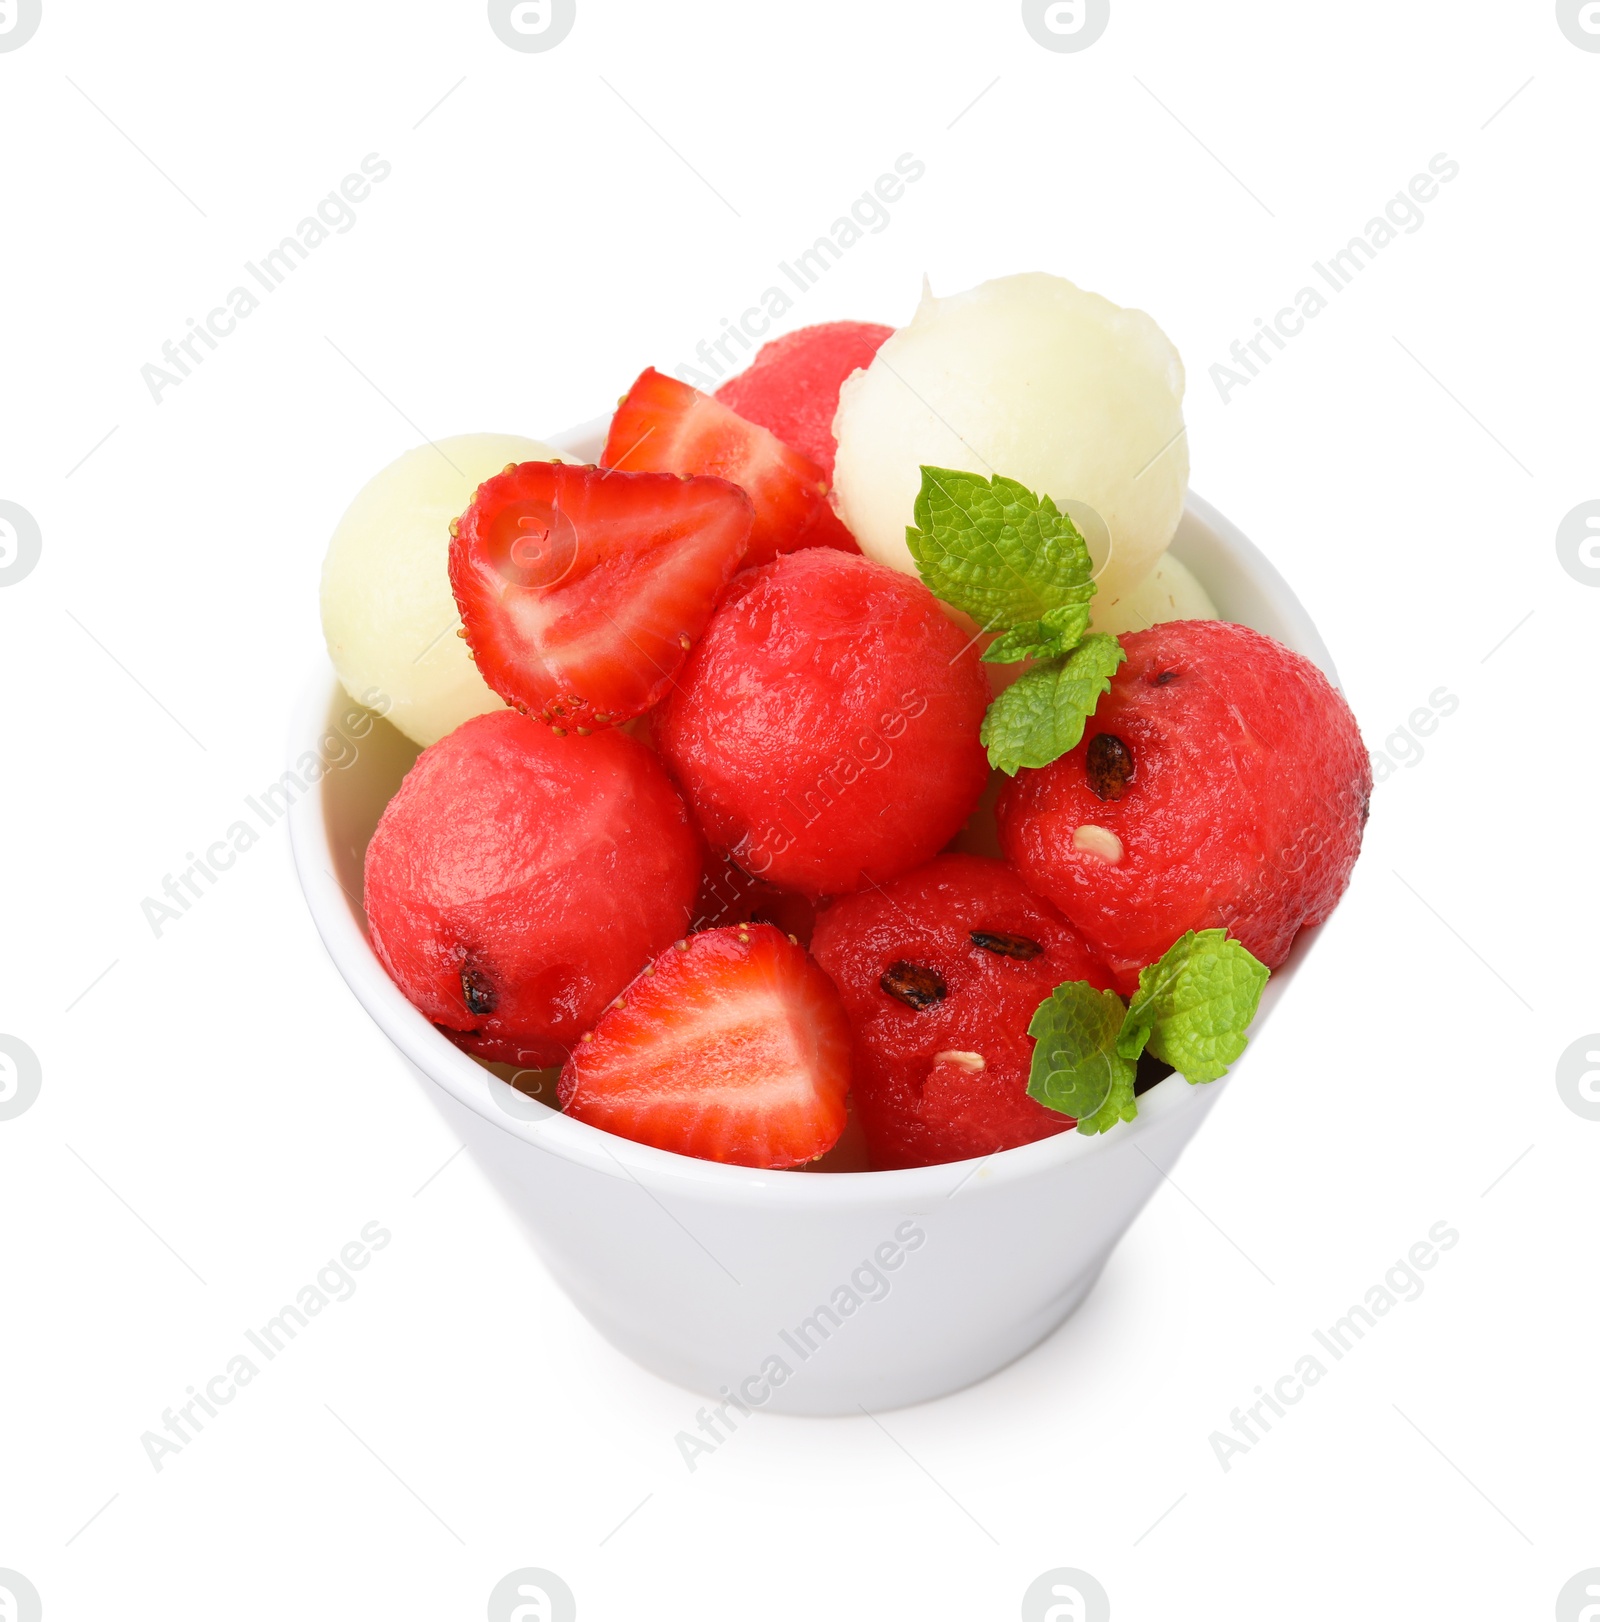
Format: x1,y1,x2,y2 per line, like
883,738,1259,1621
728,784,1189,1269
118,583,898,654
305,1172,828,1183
320,433,567,746
603,368,827,567
998,619,1371,992
364,709,701,1066
449,459,752,731
811,854,1114,1169
654,549,991,900
558,924,852,1168
715,321,893,478
717,321,894,554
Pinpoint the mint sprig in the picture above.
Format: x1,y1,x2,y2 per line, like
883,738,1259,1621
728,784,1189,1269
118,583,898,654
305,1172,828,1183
980,633,1126,776
1117,930,1271,1083
1027,932,1270,1135
1026,982,1138,1135
905,466,1120,775
906,468,1096,651
983,604,1093,667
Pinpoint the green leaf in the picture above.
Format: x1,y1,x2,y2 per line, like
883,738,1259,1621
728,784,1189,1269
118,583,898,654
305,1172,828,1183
1116,930,1271,1083
1075,1068,1140,1136
906,467,1096,641
1026,981,1138,1134
980,603,1095,666
980,633,1126,775
982,620,1061,666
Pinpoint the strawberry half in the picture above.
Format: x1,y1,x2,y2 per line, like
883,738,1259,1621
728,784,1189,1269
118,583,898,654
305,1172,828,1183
558,924,852,1168
601,369,829,568
449,460,753,732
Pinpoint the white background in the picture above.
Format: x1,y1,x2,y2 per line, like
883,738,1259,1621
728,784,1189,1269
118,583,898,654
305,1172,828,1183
2,2,1596,1617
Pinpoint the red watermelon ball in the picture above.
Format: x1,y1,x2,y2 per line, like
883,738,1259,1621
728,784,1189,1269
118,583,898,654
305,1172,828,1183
716,320,894,477
716,321,893,554
654,549,991,901
364,709,702,1066
997,619,1372,994
811,854,1115,1170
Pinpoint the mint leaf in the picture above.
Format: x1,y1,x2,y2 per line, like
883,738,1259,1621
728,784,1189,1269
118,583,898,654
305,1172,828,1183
1027,981,1138,1133
981,603,1094,666
1023,931,1269,1140
906,468,1096,641
904,466,1125,775
983,622,1061,665
1117,930,1270,1083
980,633,1126,775
1075,1066,1140,1136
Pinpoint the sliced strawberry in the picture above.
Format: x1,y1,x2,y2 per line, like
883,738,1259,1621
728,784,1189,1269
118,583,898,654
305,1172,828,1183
557,924,852,1168
449,460,752,732
601,369,829,568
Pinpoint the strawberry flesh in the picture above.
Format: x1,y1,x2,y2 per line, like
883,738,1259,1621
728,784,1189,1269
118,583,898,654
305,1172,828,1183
558,924,852,1168
449,459,753,731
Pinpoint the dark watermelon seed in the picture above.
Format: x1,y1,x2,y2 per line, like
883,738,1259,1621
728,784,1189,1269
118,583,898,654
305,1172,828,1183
880,961,947,1010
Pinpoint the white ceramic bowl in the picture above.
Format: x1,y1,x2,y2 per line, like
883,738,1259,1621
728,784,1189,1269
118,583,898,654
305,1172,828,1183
290,421,1338,1415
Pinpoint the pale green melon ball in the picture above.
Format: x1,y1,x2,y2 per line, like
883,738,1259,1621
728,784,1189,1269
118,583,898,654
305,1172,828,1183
320,433,569,746
832,273,1189,611
1090,550,1217,636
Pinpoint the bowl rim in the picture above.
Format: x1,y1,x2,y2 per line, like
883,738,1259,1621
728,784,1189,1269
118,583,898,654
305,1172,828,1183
290,480,1329,1208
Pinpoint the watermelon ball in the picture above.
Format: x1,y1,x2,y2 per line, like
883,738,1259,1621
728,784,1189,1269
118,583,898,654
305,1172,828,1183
716,321,893,552
364,709,701,1066
997,619,1371,995
811,854,1115,1170
716,321,894,477
654,549,991,901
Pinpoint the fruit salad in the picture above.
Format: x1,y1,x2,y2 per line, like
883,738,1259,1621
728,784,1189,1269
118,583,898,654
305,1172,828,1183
321,273,1371,1173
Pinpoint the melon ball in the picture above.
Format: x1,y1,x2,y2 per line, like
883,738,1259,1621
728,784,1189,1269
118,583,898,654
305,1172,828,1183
831,273,1189,611
1090,550,1217,637
321,433,570,747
